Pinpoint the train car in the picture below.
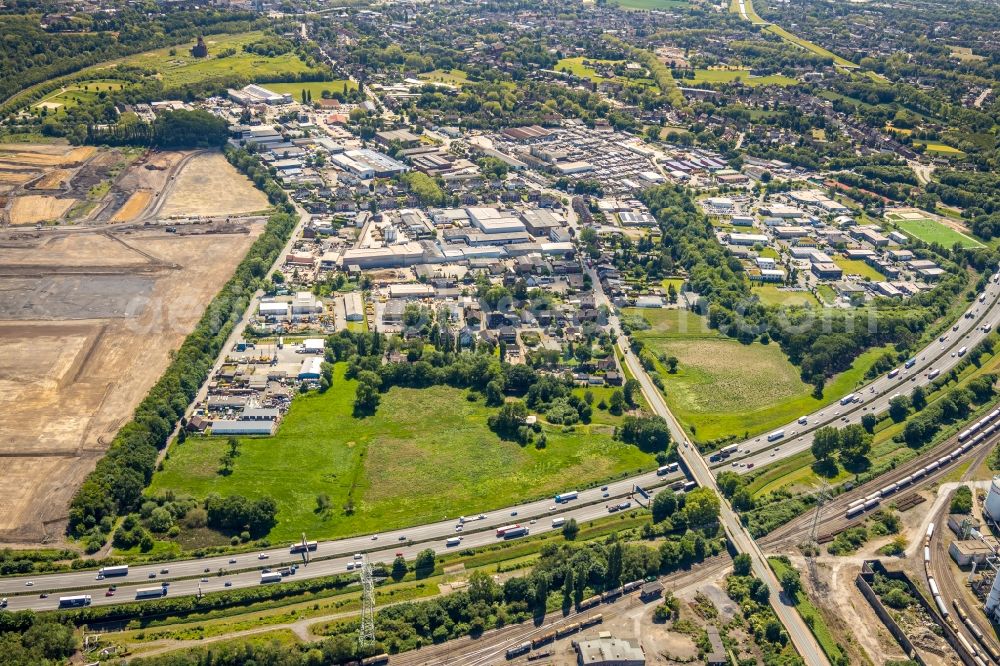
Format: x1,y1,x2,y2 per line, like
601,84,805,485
924,546,931,563
864,498,880,510
879,483,897,496
847,498,865,509
935,594,950,619
531,632,556,649
602,587,622,602
506,643,531,660
951,447,963,458
361,655,389,666
846,505,865,519
912,468,926,480
580,614,603,628
960,429,972,441
938,455,952,466
578,595,602,610
928,576,940,596
899,475,913,487
927,522,935,539
865,492,882,503
622,580,642,593
556,622,581,638
926,461,941,472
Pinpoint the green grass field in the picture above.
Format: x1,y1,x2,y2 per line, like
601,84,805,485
729,0,857,68
833,257,885,281
418,69,470,86
895,218,983,248
34,79,129,111
555,57,620,83
625,309,886,442
917,142,966,156
692,69,797,87
127,32,321,89
263,80,357,99
751,284,820,307
151,365,655,543
816,284,836,305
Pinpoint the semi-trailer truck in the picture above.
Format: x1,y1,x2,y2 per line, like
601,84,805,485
260,572,283,584
290,541,318,554
446,537,462,547
840,394,855,405
58,595,92,608
503,526,529,540
136,587,166,599
656,462,679,475
99,565,129,577
766,430,785,442
555,491,578,503
496,524,521,537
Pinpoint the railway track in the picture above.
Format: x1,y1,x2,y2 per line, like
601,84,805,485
923,446,1000,666
763,406,1000,549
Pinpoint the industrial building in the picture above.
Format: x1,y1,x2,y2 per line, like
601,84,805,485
227,84,293,106
210,420,276,436
575,635,645,666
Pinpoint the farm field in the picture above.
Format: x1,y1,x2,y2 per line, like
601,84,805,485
625,308,888,442
833,257,885,281
151,365,656,543
263,80,358,98
158,152,269,218
893,217,982,248
691,69,797,87
751,284,820,307
916,141,966,156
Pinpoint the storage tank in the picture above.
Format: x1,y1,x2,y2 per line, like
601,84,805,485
985,476,1000,522
985,572,1000,620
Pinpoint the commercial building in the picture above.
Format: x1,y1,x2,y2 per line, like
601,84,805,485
210,420,276,436
298,357,323,380
339,242,425,269
331,149,409,178
227,84,293,106
344,292,364,321
727,233,769,246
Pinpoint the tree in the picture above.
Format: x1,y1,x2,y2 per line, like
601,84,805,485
733,553,752,576
608,389,626,415
415,549,436,578
488,401,528,440
562,518,580,540
391,556,407,581
467,570,499,604
605,541,623,590
951,485,973,514
811,426,840,462
839,424,871,465
779,566,801,598
619,416,671,453
683,487,720,526
623,379,641,407
665,356,679,373
651,489,677,523
911,385,927,411
861,413,877,433
888,395,910,422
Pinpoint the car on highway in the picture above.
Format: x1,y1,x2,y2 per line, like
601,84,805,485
229,559,237,564
25,581,33,587
201,578,209,583
258,553,269,560
160,568,169,574
148,573,157,579
105,591,114,597
38,593,47,599
511,511,518,516
398,535,406,541
603,492,610,498
477,514,486,520
601,486,608,491
371,534,379,540
225,581,232,587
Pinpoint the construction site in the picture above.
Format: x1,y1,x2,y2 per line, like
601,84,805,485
0,141,269,546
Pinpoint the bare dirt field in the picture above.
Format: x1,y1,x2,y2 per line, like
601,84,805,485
112,190,153,222
9,194,76,225
31,168,72,191
159,152,268,218
0,222,264,544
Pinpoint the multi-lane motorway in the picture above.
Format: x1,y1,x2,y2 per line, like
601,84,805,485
5,246,1000,662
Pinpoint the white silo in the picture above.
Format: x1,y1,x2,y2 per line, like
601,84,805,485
985,476,1000,522
986,571,1000,620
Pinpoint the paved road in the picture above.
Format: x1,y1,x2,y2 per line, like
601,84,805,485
610,310,830,665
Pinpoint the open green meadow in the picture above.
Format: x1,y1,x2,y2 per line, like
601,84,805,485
151,365,655,543
418,69,470,86
555,57,620,83
833,257,885,281
127,32,321,89
751,284,820,307
894,217,982,248
263,80,357,98
916,141,966,156
625,309,885,442
692,69,797,87
34,79,129,110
